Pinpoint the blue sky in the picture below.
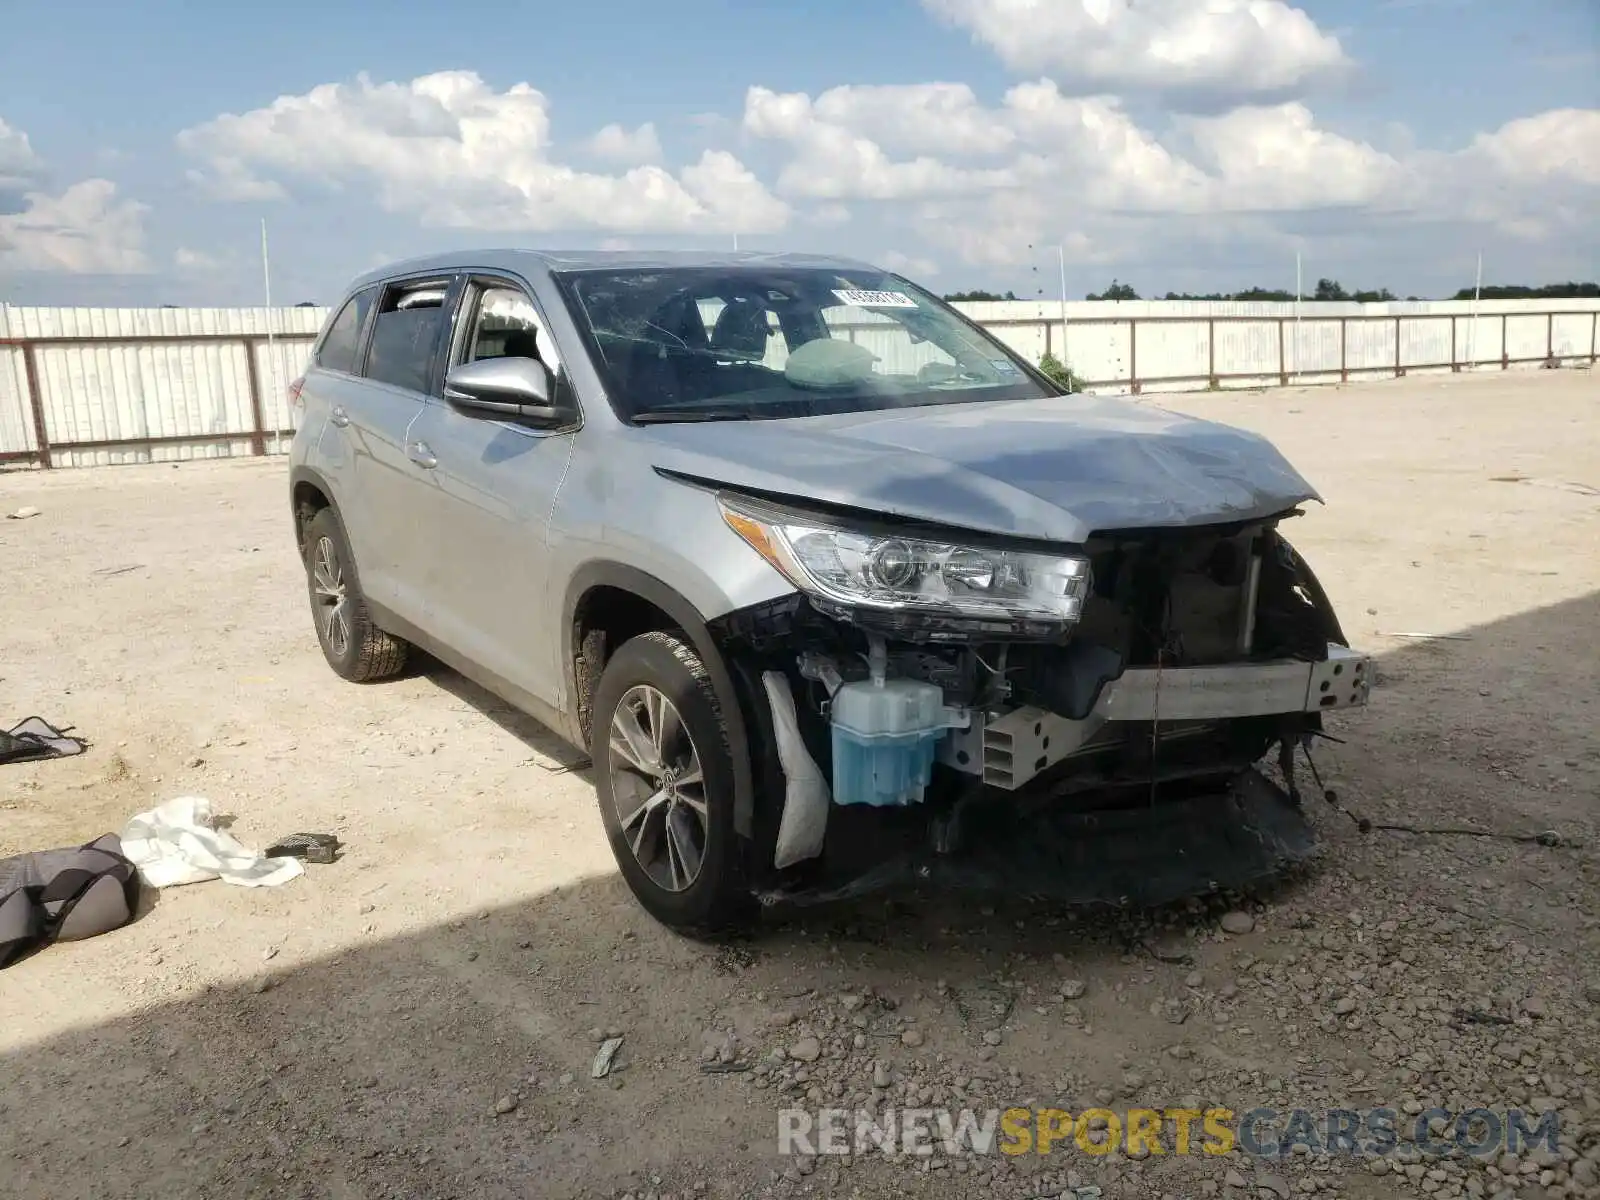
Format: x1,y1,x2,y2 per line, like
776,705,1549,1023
1,0,1595,306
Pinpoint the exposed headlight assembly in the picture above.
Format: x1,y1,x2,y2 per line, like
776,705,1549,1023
718,494,1091,630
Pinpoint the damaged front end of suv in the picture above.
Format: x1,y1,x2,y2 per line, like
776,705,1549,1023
703,487,1370,910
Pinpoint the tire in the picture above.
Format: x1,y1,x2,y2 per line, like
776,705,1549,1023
302,506,409,683
591,631,753,935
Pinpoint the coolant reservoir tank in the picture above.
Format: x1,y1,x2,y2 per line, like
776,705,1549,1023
829,678,965,807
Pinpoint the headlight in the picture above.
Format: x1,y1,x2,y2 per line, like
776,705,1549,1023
718,494,1091,627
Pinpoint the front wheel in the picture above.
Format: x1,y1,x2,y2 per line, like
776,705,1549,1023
591,631,752,935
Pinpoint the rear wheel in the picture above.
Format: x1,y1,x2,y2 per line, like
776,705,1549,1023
591,631,752,935
303,507,409,682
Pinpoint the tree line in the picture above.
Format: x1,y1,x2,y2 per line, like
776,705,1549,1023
943,280,1600,303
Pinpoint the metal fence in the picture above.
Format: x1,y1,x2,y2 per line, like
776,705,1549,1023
1,300,1595,469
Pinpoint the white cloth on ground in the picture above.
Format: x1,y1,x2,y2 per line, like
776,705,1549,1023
119,796,304,888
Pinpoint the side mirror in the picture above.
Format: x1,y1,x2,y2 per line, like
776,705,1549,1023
443,357,564,425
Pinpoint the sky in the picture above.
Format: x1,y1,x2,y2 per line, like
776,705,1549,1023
0,0,1596,307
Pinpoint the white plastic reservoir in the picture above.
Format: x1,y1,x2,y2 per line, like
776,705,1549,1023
830,676,966,807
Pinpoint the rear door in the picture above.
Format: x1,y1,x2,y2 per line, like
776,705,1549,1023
403,273,576,706
334,275,458,624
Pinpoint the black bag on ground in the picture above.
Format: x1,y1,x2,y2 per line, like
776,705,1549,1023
0,716,88,765
0,834,141,968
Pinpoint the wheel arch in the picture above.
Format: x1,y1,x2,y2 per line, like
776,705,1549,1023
563,562,758,838
289,464,346,559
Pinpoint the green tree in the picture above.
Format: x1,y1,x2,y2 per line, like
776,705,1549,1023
1087,280,1140,301
1038,351,1085,393
943,289,1019,301
1450,281,1600,300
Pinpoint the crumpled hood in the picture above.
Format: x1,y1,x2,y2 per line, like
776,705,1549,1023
633,393,1319,544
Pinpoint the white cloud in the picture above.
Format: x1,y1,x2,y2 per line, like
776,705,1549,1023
738,65,1600,273
810,84,1015,157
0,179,149,274
177,71,789,235
0,117,44,190
1177,102,1407,211
743,86,1019,199
185,157,286,202
879,250,940,279
1466,109,1600,187
587,121,663,166
175,246,227,272
923,0,1349,103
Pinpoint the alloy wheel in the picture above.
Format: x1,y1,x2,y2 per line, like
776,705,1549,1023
311,536,351,659
607,684,709,893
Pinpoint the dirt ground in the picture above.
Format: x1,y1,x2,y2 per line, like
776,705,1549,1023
1,367,1597,1200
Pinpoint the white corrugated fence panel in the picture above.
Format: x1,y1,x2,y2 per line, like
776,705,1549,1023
1505,314,1548,363
0,345,33,457
37,341,256,467
1283,319,1344,379
1398,317,1452,368
1553,312,1596,359
1211,321,1283,387
254,335,319,450
1130,320,1210,385
982,320,1048,365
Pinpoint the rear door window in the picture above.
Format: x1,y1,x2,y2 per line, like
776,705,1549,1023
314,286,377,375
362,280,452,394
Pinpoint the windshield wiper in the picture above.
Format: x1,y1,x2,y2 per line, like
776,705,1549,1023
631,406,754,424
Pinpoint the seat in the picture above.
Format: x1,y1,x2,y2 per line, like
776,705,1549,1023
710,298,770,362
497,329,542,362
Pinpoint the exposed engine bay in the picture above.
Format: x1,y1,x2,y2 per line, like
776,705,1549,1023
707,498,1372,906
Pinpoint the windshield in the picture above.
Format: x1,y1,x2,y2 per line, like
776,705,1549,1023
552,267,1051,422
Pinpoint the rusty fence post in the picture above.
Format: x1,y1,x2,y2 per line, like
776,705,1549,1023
1207,318,1217,388
1450,316,1458,372
20,341,51,468
1501,314,1509,369
1128,318,1140,394
1340,317,1348,382
1592,311,1598,366
1546,312,1555,366
1394,316,1403,377
1277,318,1288,386
242,336,267,456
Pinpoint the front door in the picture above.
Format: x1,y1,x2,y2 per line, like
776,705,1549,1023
406,276,576,707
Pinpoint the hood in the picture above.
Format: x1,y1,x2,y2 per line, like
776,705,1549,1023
633,393,1319,544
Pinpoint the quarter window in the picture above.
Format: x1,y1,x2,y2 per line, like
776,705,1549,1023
314,286,376,375
363,281,451,394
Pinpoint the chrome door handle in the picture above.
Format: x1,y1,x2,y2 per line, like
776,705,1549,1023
329,406,350,428
407,441,438,470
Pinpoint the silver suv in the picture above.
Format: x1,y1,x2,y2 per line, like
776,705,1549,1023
288,250,1370,933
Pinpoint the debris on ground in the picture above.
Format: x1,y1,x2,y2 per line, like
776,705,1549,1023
1219,910,1256,935
5,506,40,520
0,835,141,968
592,1036,624,1079
0,717,87,765
263,832,342,864
120,797,305,888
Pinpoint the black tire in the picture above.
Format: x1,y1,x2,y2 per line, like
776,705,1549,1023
591,631,753,935
302,506,409,683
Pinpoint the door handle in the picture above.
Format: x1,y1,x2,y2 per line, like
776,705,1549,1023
407,441,438,470
329,406,350,428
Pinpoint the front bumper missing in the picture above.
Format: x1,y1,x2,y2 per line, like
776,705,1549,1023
756,766,1320,910
944,644,1371,790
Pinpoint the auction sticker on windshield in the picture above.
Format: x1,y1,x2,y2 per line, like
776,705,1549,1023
833,289,918,309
